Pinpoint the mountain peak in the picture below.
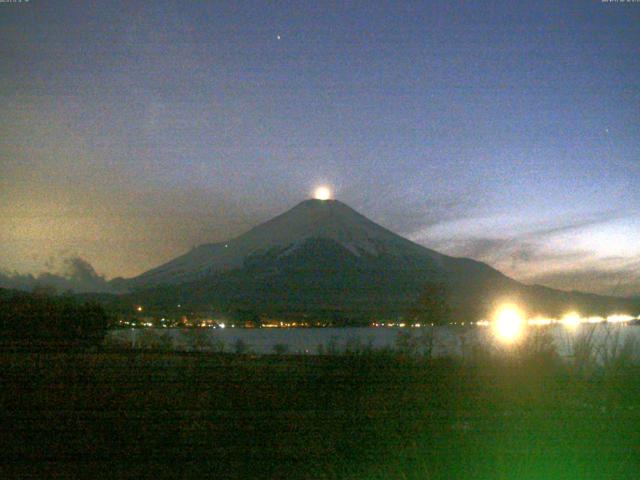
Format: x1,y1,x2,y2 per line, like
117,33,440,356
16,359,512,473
287,198,366,221
128,198,436,287
242,198,393,249
296,198,346,208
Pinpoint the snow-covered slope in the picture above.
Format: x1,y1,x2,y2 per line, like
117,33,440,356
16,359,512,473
125,199,456,288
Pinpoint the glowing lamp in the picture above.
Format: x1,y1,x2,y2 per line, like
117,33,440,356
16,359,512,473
493,304,525,344
561,312,581,330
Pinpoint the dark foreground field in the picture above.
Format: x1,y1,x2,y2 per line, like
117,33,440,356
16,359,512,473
1,351,639,479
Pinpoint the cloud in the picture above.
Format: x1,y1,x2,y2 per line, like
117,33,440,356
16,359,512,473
519,211,625,239
413,209,640,297
450,238,511,260
457,238,590,267
0,257,113,294
527,262,640,298
430,235,640,297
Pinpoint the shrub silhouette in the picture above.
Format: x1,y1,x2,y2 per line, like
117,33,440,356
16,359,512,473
272,343,289,355
0,290,110,350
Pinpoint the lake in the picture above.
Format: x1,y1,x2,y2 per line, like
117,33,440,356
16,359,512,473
108,324,640,360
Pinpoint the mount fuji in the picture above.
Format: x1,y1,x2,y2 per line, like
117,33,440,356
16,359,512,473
114,199,636,321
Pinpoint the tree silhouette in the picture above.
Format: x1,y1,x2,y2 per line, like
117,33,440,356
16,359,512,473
409,282,450,325
0,290,110,350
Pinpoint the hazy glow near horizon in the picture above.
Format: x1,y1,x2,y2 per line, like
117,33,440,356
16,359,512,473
314,186,332,201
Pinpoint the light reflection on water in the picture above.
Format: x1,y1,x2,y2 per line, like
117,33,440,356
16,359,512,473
109,324,640,359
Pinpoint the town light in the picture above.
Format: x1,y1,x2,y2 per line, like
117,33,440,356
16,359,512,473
561,312,581,330
493,304,525,344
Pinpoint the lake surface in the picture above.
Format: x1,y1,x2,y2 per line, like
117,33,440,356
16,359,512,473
108,324,640,360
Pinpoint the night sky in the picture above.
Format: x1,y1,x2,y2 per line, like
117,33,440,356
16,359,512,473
1,1,639,296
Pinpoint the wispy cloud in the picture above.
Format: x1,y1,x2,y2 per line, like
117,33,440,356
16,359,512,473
0,257,112,293
527,260,640,298
411,210,640,297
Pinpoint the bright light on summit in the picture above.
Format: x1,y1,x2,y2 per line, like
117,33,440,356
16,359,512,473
314,186,332,200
